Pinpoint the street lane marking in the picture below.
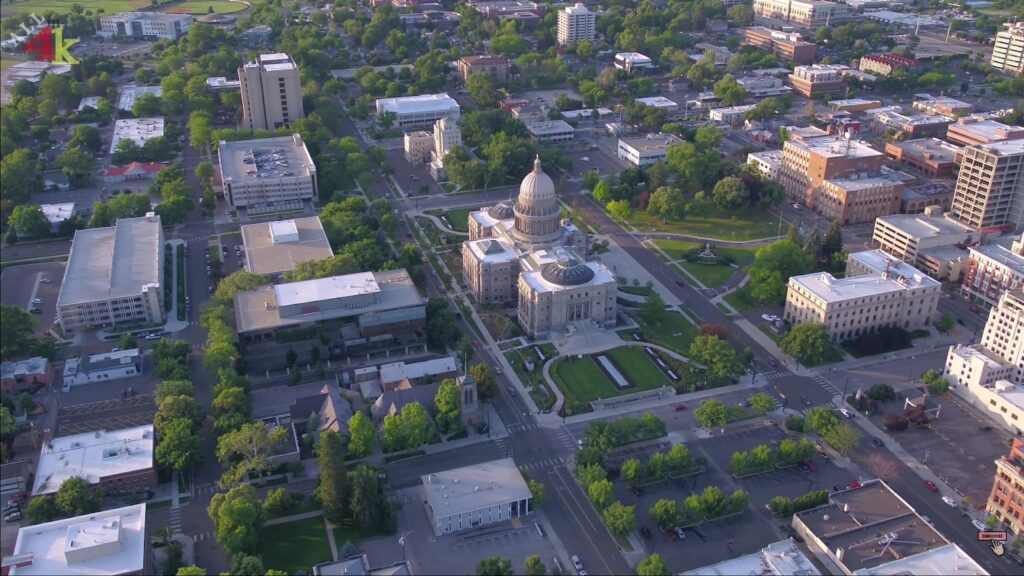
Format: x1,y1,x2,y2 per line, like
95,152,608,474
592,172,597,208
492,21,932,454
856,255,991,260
546,467,617,576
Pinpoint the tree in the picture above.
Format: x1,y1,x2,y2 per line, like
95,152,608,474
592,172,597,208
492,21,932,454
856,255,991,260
713,75,748,106
884,414,909,432
806,407,840,435
425,298,459,351
867,384,896,401
694,399,728,429
621,457,643,486
593,180,613,204
261,488,296,517
779,324,833,366
466,72,498,108
602,502,636,536
712,177,750,211
208,484,264,556
524,555,547,576
194,161,214,183
823,423,860,456
0,406,15,441
382,401,433,452
821,221,843,262
650,498,678,529
477,557,513,576
347,412,376,458
638,292,666,324
607,199,633,220
348,464,391,532
936,313,956,334
588,479,615,510
689,336,741,379
68,125,102,152
923,369,949,394
56,146,95,183
155,395,204,432
434,378,462,434
748,393,774,416
56,476,101,517
748,240,814,302
339,541,359,560
132,93,163,116
216,421,288,487
156,417,203,472
26,496,60,524
230,555,265,576
176,567,207,576
212,387,248,417
1,149,41,216
7,204,50,239
577,463,607,489
647,187,685,222
636,554,671,576
317,429,348,523
0,305,37,361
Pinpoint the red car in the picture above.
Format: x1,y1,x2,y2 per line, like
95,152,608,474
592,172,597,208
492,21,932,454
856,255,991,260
849,481,862,489
924,480,938,492
805,460,816,472
672,404,687,412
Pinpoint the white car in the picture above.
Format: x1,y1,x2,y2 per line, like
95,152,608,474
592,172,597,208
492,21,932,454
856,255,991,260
972,519,986,531
31,298,42,304
942,496,958,508
792,203,802,209
571,555,583,573
839,408,853,418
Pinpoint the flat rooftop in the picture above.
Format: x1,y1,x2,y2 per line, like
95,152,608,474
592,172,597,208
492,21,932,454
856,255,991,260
890,137,961,162
276,271,379,307
788,135,883,160
830,98,882,107
234,269,423,333
749,150,784,163
58,215,162,307
218,134,315,185
791,270,936,303
246,52,298,72
949,344,1012,370
860,542,987,575
681,539,821,575
633,96,678,108
525,120,574,136
110,118,164,154
974,139,1024,157
615,52,652,64
421,457,532,517
9,504,147,576
950,119,1024,141
825,173,904,192
379,357,457,384
970,236,1024,274
619,133,682,151
875,212,975,239
40,203,76,224
990,380,1024,411
848,249,942,280
32,425,154,496
376,93,459,115
241,217,334,276
116,85,161,112
1,357,48,380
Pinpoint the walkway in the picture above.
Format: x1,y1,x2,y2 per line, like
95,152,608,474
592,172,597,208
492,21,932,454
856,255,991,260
409,210,469,237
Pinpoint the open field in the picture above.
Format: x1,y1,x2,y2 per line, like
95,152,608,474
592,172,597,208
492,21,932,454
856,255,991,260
440,209,470,233
160,0,248,14
677,261,735,288
262,516,333,574
629,310,699,355
628,209,782,241
551,346,666,403
1,0,147,15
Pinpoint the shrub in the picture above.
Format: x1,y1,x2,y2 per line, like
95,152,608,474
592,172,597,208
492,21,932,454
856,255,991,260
884,414,909,432
784,415,805,433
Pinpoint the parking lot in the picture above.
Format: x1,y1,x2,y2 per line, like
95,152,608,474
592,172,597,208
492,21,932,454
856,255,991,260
0,261,66,336
56,392,156,436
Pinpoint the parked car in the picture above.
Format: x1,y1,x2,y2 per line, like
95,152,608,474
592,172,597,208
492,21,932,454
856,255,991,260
924,480,938,492
672,403,687,412
571,555,583,573
673,527,686,540
4,511,22,522
972,519,986,531
640,526,652,539
39,278,51,283
848,481,861,489
31,298,42,304
839,408,853,418
870,437,884,447
942,496,958,508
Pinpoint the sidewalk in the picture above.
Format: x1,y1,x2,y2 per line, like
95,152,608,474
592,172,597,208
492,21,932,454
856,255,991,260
408,210,469,237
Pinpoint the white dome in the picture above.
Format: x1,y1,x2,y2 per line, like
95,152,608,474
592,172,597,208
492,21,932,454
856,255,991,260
517,156,556,209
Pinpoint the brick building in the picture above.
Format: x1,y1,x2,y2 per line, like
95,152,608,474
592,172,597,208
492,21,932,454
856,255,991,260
742,27,817,63
457,55,510,84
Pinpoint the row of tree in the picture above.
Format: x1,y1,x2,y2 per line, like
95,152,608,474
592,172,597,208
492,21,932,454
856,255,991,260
579,464,637,537
620,444,699,486
768,489,830,517
648,485,748,528
729,438,815,477
806,408,861,456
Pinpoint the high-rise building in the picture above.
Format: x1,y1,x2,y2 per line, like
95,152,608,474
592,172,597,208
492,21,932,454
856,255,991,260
962,234,1024,308
239,53,305,130
979,288,1024,382
950,141,1024,231
430,117,462,180
991,22,1024,77
987,438,1024,536
557,3,596,46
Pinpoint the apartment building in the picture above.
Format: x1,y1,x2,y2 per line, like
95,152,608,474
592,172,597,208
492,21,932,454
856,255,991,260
98,12,192,40
884,138,961,178
871,206,980,281
747,150,784,180
239,53,305,131
979,288,1024,382
778,134,885,209
376,93,461,130
57,215,163,331
946,118,1024,147
430,117,462,180
218,134,317,209
742,27,817,64
987,438,1024,537
752,0,849,27
457,55,510,84
783,250,940,342
950,141,1024,231
991,21,1024,76
404,130,433,164
557,3,596,46
962,234,1024,308
787,65,846,98
858,53,918,76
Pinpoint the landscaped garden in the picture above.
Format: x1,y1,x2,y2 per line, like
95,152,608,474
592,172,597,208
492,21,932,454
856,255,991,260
629,209,782,242
651,239,759,289
551,346,669,404
440,209,470,233
261,516,334,575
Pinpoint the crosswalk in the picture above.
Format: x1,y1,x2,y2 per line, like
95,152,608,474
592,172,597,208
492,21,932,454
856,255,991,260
812,374,843,397
760,370,790,382
518,457,565,472
192,531,214,543
507,422,539,433
193,483,219,496
555,427,579,452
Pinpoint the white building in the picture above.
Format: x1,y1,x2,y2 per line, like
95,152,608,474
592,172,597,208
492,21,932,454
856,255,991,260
871,206,980,281
422,458,533,535
525,120,575,143
63,349,143,388
784,250,941,342
709,104,757,126
6,504,149,576
404,130,433,164
240,217,334,278
218,134,317,210
206,77,241,90
681,539,820,576
747,150,784,180
57,215,164,331
633,96,681,118
557,3,596,46
752,0,850,27
39,203,76,234
376,93,461,131
430,117,462,180
617,133,683,167
736,75,792,97
109,118,164,154
517,249,618,338
32,425,155,497
992,22,1024,77
98,11,192,40
116,85,161,113
614,52,654,74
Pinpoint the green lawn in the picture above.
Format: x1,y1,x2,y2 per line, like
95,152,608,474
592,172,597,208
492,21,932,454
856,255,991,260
724,283,763,312
631,311,699,355
606,347,669,389
441,209,470,233
1,0,148,16
677,262,736,289
160,0,247,13
629,210,782,241
332,522,393,547
262,517,333,575
552,347,668,403
618,284,656,297
651,239,701,261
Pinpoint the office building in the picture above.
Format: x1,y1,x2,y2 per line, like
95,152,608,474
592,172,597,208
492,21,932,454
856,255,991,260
376,93,461,130
313,555,412,576
778,134,886,211
784,250,940,342
871,206,980,281
404,130,433,164
430,117,462,180
525,120,575,143
858,53,919,76
962,234,1024,307
109,118,164,155
240,217,334,278
747,150,784,180
239,53,305,130
6,504,149,576
709,105,757,127
884,138,961,178
0,357,50,398
98,11,192,40
613,52,654,74
617,133,683,167
946,118,1024,147
63,349,143,387
972,287,1024,378
815,173,904,225
218,134,317,210
987,438,1024,536
457,55,510,83
991,22,1024,76
422,458,533,535
913,96,973,118
681,539,820,576
470,0,544,21
872,111,951,139
206,76,241,91
752,0,849,27
557,3,596,46
39,203,77,234
240,24,274,46
116,85,161,112
736,75,792,97
57,215,164,331
32,425,155,497
633,96,681,118
903,182,956,214
742,27,817,64
787,65,846,97
951,141,1024,231
829,98,883,113
792,479,986,575
692,43,733,66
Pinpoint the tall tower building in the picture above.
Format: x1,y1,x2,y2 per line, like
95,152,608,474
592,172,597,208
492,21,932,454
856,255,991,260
980,289,1024,384
239,53,305,131
991,22,1024,77
557,3,596,46
950,141,1024,231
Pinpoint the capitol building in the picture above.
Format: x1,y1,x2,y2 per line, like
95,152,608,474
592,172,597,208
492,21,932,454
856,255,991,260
462,157,618,338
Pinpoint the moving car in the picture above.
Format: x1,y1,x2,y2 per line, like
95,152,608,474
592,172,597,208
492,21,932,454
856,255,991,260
839,408,853,418
942,496,958,508
571,555,583,573
801,396,812,406
672,403,687,412
972,519,986,531
31,298,42,304
924,480,938,492
640,526,652,539
870,437,884,447
673,527,686,540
